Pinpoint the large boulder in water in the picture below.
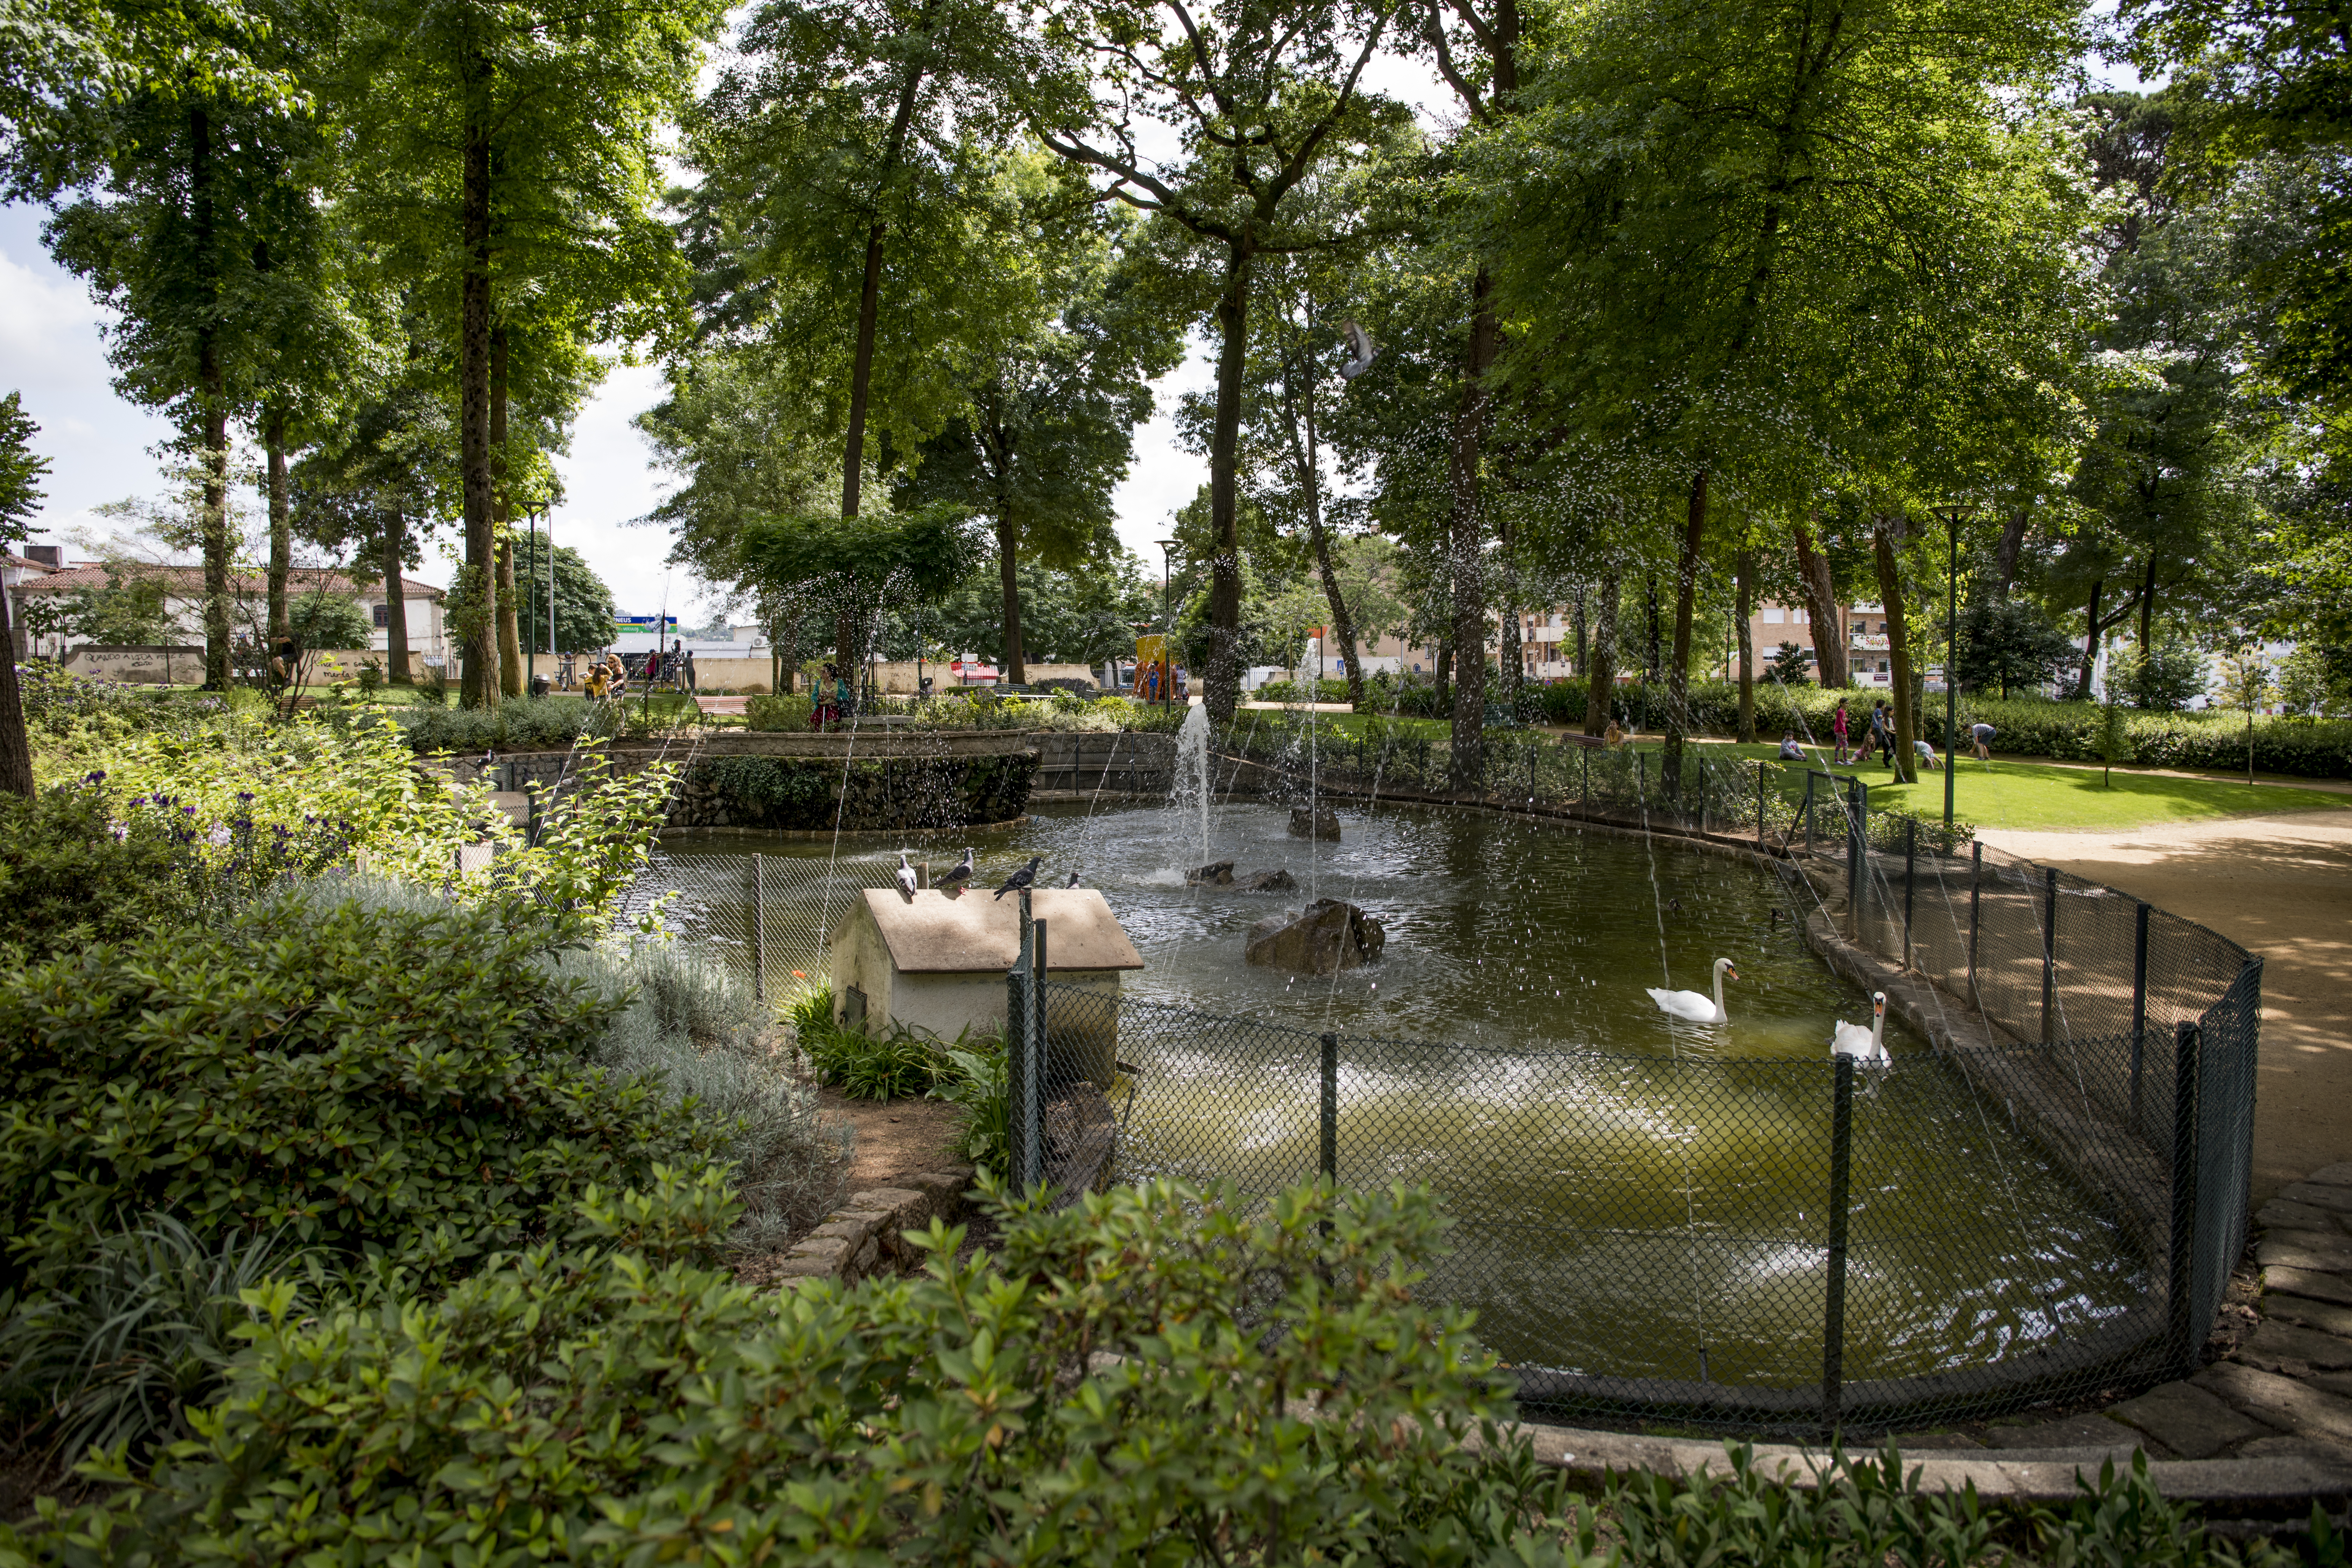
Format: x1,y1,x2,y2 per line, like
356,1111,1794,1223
1245,899,1385,974
1289,806,1340,841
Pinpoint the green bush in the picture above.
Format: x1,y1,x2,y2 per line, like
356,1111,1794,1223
933,1026,1008,1175
0,894,726,1293
13,1174,1583,1568
744,692,813,730
789,985,948,1100
0,784,200,957
0,1217,310,1462
396,694,621,753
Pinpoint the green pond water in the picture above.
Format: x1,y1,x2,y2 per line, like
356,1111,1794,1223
637,799,2149,1396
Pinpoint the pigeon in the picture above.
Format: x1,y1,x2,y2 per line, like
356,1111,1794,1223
1338,319,1378,380
994,856,1043,901
478,748,496,772
1061,869,1082,888
895,850,918,901
938,847,975,892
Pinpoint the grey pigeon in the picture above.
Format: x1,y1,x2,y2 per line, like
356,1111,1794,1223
1338,320,1378,380
937,847,975,892
993,855,1043,901
895,850,918,901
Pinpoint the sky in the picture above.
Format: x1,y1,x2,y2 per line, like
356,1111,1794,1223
0,40,2148,628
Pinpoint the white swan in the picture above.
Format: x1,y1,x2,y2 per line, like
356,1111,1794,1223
1647,958,1737,1024
1832,991,1889,1064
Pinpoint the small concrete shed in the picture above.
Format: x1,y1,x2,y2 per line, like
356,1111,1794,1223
826,889,1143,1049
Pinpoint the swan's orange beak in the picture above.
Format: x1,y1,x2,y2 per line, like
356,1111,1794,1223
1724,967,1739,982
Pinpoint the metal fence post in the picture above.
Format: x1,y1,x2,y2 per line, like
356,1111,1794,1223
1008,895,1035,1199
2131,901,2151,1130
1968,841,1982,1000
751,853,765,1005
1756,765,1767,847
2169,1020,2202,1376
1902,818,1917,970
1845,778,1865,941
1804,771,1815,856
2040,865,2059,1043
1319,1031,1338,1182
1822,1053,1856,1436
1582,744,1589,807
1030,915,1048,1194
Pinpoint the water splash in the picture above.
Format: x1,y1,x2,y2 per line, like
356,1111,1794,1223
1172,704,1211,868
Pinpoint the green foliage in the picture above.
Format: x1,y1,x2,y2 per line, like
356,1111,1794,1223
2275,644,2348,718
1957,594,2080,697
0,1217,309,1462
10,1175,1577,1568
1769,641,1815,684
46,570,179,647
791,986,949,1101
397,694,622,752
2097,695,2140,784
692,752,1035,831
0,390,51,542
933,1027,1008,1176
0,895,725,1293
743,692,812,730
2112,627,2210,711
285,590,371,651
0,783,208,957
738,505,985,612
512,536,620,655
912,552,1163,670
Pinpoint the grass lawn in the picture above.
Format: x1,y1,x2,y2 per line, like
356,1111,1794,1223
1235,712,2347,831
1691,740,2347,831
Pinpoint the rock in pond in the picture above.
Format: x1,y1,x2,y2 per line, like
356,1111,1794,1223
1187,860,1236,886
1289,806,1340,841
1245,898,1385,974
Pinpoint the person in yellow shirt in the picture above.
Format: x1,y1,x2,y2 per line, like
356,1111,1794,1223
585,665,609,700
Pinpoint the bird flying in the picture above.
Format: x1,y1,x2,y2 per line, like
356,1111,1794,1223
994,855,1043,900
1338,320,1378,380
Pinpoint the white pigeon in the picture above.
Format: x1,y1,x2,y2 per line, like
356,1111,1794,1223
1338,319,1378,380
895,850,918,901
1832,992,1890,1065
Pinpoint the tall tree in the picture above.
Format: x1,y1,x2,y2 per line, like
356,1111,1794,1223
336,0,721,707
897,185,1177,683
1030,0,1410,723
1482,0,2087,792
0,392,50,796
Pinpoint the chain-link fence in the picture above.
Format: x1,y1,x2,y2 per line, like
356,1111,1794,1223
612,716,2259,1437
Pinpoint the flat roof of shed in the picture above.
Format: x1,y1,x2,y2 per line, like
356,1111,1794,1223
833,888,1144,973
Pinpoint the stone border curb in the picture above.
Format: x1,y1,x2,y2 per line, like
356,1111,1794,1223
769,1167,975,1287
1492,1419,2352,1518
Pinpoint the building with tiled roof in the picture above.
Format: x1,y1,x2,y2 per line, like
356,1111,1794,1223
9,562,448,665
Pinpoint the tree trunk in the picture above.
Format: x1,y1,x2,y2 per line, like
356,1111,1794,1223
779,608,800,693
1573,587,1587,678
0,584,31,796
840,41,929,520
1874,520,1918,784
457,79,498,711
1644,573,1660,683
491,326,522,698
1446,270,1498,787
1495,510,1521,720
1433,636,1452,714
1662,468,1706,795
1734,548,1755,743
997,509,1025,685
1791,517,1847,688
1204,240,1253,724
264,407,290,643
382,507,412,683
834,610,860,713
2076,576,2103,700
1292,356,1364,707
1994,509,2029,593
189,105,231,691
2136,550,2158,667
1582,569,1619,736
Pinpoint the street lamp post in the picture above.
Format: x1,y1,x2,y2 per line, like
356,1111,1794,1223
1932,503,1971,827
1156,538,1178,711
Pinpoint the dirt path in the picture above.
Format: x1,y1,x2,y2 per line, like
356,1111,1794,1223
814,1086,966,1189
1978,809,2352,1204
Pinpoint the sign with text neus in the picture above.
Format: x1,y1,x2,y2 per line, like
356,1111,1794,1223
614,615,677,634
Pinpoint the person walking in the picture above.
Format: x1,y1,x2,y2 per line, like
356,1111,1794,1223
1832,700,1851,765
1869,700,1892,766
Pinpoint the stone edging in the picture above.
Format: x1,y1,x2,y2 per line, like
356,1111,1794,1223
658,819,1031,843
766,1168,975,1287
